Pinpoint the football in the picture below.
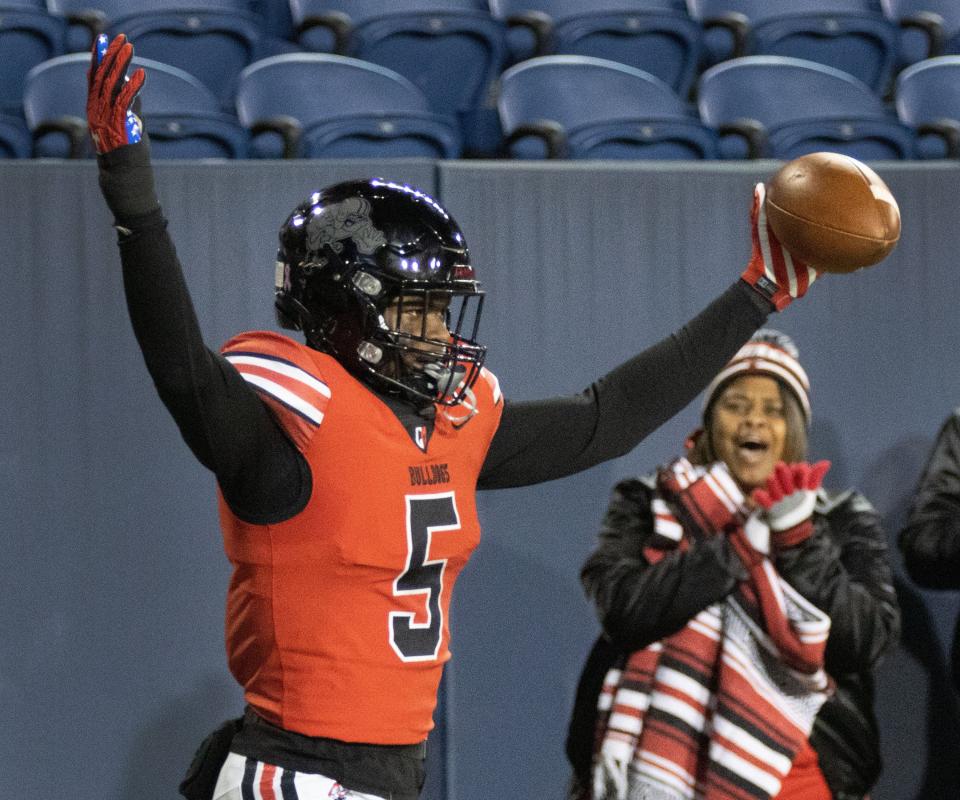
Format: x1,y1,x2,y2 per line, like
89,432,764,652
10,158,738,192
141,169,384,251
764,152,901,273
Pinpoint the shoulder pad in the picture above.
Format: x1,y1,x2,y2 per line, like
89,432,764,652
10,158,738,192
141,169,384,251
222,331,331,452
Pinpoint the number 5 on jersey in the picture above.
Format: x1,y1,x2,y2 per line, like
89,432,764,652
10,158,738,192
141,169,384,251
390,493,461,662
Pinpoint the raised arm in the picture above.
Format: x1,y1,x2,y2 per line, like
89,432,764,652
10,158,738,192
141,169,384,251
89,35,308,521
478,185,817,490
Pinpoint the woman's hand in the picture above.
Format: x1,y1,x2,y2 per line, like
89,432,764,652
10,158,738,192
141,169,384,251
752,460,831,547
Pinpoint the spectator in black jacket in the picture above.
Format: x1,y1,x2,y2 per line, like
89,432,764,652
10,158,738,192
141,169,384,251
567,330,900,800
899,408,960,692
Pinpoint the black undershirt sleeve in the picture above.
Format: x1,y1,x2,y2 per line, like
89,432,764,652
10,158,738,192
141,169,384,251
103,142,771,518
477,280,771,489
101,143,309,522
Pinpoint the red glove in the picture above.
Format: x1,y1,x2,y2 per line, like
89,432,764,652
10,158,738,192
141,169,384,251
741,183,820,311
752,460,831,548
658,458,748,536
87,33,145,154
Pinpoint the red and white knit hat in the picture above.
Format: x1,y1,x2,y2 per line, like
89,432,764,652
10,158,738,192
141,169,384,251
703,329,811,424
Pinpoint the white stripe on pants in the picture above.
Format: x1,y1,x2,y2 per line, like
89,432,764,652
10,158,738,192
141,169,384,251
214,752,389,800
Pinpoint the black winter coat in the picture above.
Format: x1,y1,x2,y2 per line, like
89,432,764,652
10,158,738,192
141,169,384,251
567,474,901,799
899,408,960,692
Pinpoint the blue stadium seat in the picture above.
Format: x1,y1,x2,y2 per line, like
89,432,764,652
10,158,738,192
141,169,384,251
288,0,505,154
896,56,960,158
251,0,295,39
882,0,960,67
697,55,915,159
0,113,32,157
24,53,248,158
235,53,461,158
46,0,268,110
0,3,65,116
490,0,702,97
498,55,720,159
687,0,899,94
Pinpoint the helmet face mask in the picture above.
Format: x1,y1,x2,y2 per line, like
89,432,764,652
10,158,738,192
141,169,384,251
275,179,486,407
365,286,485,404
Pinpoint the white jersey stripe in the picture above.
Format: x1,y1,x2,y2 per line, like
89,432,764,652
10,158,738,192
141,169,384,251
481,367,502,404
239,373,325,425
226,354,331,398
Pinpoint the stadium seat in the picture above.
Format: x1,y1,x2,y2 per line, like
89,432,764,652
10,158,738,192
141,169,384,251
687,0,899,94
489,0,702,97
0,113,32,157
24,53,248,158
288,0,505,154
251,0,295,39
896,56,960,158
0,3,65,116
881,0,960,67
46,0,267,110
235,53,461,158
697,55,915,159
497,55,720,159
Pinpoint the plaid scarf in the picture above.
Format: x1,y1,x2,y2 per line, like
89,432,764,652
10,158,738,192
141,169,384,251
592,460,832,800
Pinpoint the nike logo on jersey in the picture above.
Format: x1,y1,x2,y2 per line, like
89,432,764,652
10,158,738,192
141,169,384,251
409,464,451,486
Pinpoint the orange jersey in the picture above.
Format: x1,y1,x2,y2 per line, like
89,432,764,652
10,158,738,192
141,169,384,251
219,331,503,744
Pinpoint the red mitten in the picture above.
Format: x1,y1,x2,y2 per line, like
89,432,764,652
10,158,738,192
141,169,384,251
87,34,144,154
752,460,831,548
741,183,821,311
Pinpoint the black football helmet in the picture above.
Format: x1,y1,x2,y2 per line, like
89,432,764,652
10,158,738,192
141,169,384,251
275,178,486,407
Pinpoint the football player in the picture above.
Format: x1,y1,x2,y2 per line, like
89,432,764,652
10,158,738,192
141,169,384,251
88,34,820,800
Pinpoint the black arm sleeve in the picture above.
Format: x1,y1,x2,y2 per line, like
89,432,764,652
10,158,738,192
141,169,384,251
898,410,960,588
580,477,747,652
477,280,771,489
99,142,309,522
775,493,900,676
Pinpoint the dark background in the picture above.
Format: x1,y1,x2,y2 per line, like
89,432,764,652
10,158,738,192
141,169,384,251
2,158,959,799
